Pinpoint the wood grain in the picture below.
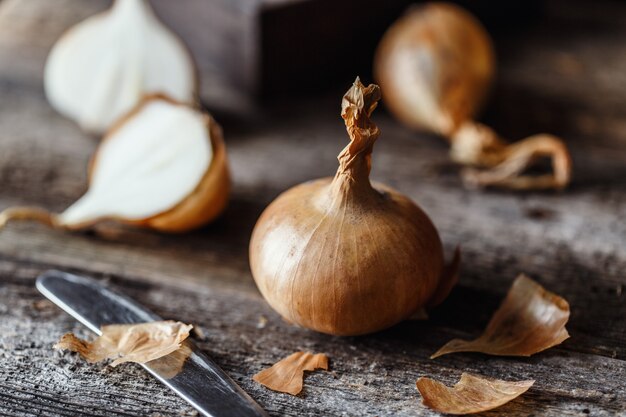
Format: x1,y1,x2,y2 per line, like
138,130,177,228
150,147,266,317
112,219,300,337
0,0,624,416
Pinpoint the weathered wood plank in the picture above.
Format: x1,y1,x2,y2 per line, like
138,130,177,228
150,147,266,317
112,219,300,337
1,265,625,417
0,0,624,416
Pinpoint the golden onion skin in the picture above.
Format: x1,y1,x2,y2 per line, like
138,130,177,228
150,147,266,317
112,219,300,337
374,2,495,136
249,178,444,336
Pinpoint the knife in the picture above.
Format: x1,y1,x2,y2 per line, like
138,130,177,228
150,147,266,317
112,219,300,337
36,270,268,417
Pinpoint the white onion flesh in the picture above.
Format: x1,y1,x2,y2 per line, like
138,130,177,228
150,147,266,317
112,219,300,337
59,100,211,226
44,0,196,133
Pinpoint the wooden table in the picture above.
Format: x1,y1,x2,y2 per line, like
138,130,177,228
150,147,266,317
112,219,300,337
0,0,624,416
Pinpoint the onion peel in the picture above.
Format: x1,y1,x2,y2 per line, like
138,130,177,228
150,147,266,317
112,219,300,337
253,351,329,396
54,320,193,367
451,122,572,190
431,274,570,358
416,373,534,415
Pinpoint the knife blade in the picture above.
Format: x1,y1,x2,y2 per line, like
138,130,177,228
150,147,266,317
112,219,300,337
36,270,268,417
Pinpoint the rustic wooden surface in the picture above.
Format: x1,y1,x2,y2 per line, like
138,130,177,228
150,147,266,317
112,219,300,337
0,0,625,416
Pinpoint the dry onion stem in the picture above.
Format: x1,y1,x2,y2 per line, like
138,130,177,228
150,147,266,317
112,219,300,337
416,373,534,415
431,274,570,358
253,352,329,395
374,2,572,190
54,321,192,367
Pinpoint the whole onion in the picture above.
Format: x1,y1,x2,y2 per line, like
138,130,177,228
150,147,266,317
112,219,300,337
249,78,458,336
375,2,572,190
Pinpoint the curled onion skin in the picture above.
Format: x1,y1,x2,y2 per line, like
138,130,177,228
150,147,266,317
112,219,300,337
249,79,448,336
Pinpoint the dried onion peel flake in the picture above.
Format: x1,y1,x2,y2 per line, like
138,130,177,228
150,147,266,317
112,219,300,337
431,274,570,358
253,351,329,395
54,320,192,367
416,373,534,415
148,343,193,379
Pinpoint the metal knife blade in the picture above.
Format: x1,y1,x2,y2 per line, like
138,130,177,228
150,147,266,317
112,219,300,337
36,270,268,417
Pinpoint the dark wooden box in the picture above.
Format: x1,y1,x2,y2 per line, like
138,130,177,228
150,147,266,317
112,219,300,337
151,0,416,98
151,0,540,99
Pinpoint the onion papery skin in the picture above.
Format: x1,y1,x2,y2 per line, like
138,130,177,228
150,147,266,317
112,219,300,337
250,177,444,336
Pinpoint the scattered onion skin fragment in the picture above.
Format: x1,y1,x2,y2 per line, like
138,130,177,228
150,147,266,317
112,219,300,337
54,321,193,367
44,0,198,134
374,2,572,190
249,78,458,336
0,95,230,233
416,373,534,415
148,344,193,379
253,352,329,396
431,274,570,359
